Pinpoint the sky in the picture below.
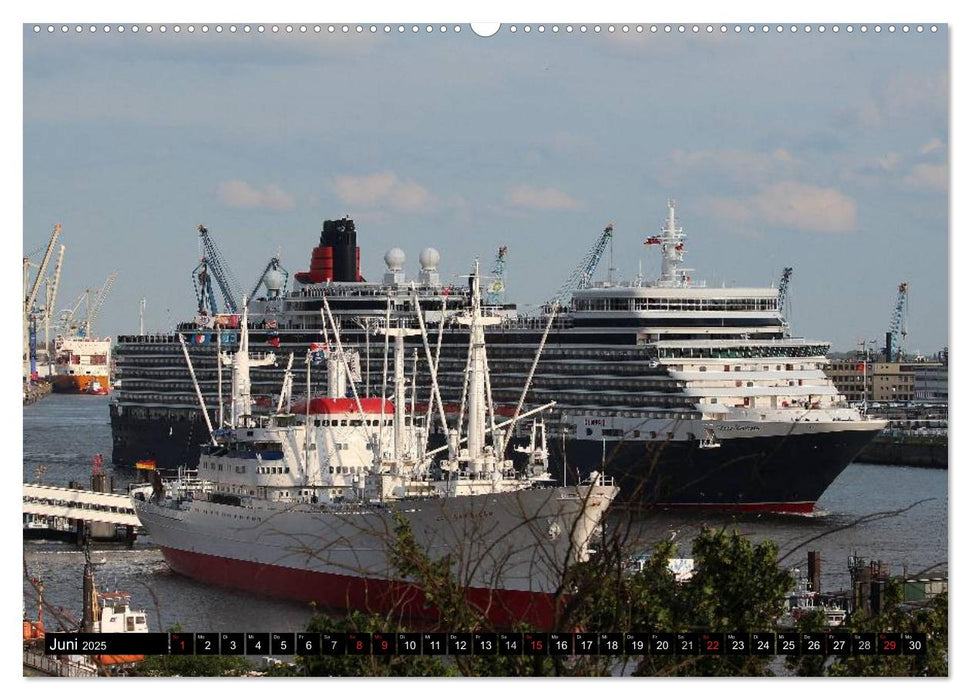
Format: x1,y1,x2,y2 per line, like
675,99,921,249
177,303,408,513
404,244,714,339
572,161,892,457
21,22,947,355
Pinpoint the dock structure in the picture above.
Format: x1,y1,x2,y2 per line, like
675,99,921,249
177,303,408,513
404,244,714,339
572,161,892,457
23,648,99,677
23,483,140,544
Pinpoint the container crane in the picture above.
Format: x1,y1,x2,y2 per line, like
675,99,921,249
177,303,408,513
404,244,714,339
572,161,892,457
194,225,242,314
249,254,289,301
550,223,614,306
485,245,508,305
885,282,909,362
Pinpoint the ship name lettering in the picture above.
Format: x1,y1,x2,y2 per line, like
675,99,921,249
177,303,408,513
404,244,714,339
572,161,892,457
716,424,760,432
436,510,494,522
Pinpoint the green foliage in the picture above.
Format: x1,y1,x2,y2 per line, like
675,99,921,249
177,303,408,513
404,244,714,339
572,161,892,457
127,625,253,677
130,521,947,678
279,609,452,677
782,580,948,677
828,583,947,677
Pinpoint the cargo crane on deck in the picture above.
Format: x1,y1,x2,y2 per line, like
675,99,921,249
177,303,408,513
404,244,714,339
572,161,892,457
549,223,614,307
79,272,118,338
885,282,909,362
194,225,243,315
777,266,793,336
485,245,508,305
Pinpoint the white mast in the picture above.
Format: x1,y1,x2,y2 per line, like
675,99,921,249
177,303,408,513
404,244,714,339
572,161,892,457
656,198,694,287
455,260,502,477
222,298,276,427
378,324,421,469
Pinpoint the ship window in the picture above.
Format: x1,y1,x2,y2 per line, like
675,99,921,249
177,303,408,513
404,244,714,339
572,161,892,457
586,428,593,436
699,366,706,372
340,420,348,427
711,398,718,404
633,430,640,438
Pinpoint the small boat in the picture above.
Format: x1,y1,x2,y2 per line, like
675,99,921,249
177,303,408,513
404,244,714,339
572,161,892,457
778,568,847,627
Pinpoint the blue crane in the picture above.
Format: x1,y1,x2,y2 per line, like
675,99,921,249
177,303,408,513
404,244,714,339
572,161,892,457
550,223,614,306
485,245,508,305
777,266,793,334
193,225,243,314
885,281,909,362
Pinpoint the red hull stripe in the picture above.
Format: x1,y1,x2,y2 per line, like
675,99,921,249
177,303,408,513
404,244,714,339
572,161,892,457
655,501,815,514
159,546,562,629
290,397,395,415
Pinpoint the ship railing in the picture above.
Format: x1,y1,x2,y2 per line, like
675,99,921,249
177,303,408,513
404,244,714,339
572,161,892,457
581,471,615,488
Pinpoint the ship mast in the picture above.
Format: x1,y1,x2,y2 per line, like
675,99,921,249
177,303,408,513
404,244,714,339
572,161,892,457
378,323,421,470
456,260,502,478
222,298,276,427
658,198,692,287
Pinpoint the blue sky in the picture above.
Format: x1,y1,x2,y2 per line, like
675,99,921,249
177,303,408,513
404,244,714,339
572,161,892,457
22,22,948,354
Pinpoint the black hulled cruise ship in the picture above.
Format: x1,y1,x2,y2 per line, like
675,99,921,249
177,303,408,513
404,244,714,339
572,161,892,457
110,203,884,512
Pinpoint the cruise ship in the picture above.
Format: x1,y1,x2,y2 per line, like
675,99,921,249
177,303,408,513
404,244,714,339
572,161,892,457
111,202,885,512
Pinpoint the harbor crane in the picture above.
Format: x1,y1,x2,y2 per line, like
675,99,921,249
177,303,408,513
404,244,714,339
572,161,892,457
23,224,62,380
249,253,289,301
193,225,243,315
485,245,508,305
41,245,66,373
549,223,614,306
777,266,793,335
885,281,909,362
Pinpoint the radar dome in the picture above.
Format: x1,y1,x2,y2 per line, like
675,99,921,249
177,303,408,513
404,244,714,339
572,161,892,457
419,247,441,271
384,248,406,272
263,268,285,292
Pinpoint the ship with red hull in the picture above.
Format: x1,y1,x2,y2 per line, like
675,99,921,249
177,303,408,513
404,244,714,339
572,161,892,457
133,271,618,628
114,202,884,513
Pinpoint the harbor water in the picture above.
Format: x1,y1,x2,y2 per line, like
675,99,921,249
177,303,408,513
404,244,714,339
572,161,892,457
23,395,948,634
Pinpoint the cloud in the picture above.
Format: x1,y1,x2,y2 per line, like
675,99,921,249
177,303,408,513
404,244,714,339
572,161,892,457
702,182,857,234
216,180,296,210
848,71,947,129
661,148,800,188
507,185,582,211
903,163,948,192
332,171,435,212
920,138,946,155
